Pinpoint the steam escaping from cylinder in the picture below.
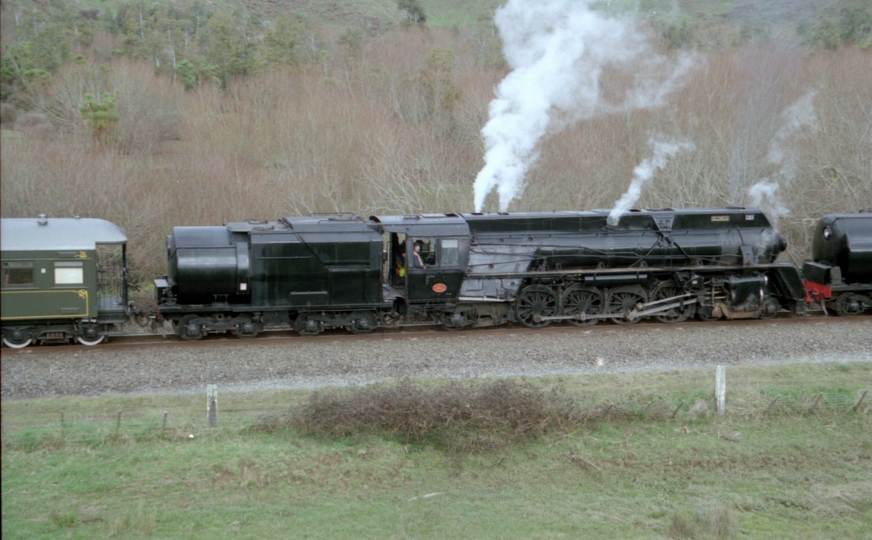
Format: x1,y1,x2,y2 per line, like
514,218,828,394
607,137,694,226
472,0,696,212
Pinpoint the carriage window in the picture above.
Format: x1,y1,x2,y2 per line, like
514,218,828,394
3,262,34,286
54,262,84,285
441,239,459,267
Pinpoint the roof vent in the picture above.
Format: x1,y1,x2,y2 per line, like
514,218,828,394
37,214,48,226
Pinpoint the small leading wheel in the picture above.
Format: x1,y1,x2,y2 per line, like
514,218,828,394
835,293,866,317
515,285,557,328
606,286,647,325
561,285,603,326
758,297,780,319
2,336,33,349
651,280,696,324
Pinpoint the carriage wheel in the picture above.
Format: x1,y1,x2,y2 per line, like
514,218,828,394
606,286,647,325
651,280,696,324
515,285,557,328
76,334,106,346
2,336,33,349
561,285,603,326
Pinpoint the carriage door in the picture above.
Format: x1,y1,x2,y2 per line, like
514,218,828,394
406,237,467,302
95,242,128,318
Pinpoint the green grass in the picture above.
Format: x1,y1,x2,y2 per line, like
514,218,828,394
2,363,870,539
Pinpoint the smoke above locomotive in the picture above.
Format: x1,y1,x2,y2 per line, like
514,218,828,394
472,0,695,213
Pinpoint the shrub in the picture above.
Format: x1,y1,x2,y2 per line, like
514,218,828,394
290,379,580,453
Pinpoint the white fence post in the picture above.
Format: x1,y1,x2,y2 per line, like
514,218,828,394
716,366,726,416
207,385,218,427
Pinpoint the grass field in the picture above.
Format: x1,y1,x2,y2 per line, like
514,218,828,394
3,362,870,539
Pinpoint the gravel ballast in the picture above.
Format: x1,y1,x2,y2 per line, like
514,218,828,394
2,320,870,398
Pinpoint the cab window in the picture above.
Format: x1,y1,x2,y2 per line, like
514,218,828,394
3,262,34,286
54,262,84,285
411,238,436,267
441,239,460,267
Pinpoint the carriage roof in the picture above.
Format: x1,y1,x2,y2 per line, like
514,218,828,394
1,217,127,252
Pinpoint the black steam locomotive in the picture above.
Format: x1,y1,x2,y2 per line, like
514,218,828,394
151,207,856,341
3,208,870,346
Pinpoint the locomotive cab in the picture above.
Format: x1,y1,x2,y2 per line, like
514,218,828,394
373,214,471,305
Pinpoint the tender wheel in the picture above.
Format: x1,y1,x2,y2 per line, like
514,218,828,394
651,280,696,324
234,322,259,339
2,336,33,349
175,314,204,341
349,311,377,334
295,314,323,336
515,285,557,328
561,285,603,326
606,286,647,325
835,293,866,317
758,297,780,319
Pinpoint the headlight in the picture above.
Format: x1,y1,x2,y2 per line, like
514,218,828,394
822,226,832,240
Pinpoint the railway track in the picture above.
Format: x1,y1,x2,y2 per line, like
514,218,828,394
6,311,871,356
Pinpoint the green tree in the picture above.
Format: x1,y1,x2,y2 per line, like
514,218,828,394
202,11,258,86
839,3,872,46
80,91,119,149
262,14,307,67
421,48,460,116
397,0,427,26
810,18,842,50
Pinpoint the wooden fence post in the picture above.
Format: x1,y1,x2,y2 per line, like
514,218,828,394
716,366,726,416
207,385,218,427
853,390,868,412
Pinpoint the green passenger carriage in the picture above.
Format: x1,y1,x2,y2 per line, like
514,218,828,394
1,215,129,347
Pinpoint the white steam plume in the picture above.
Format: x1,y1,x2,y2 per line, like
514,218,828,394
747,180,789,228
764,90,818,173
747,91,818,227
473,0,695,212
607,137,694,226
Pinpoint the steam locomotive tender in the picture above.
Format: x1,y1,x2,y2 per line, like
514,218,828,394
153,207,809,339
802,212,872,316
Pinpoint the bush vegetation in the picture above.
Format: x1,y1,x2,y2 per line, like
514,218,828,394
287,379,584,454
1,0,870,286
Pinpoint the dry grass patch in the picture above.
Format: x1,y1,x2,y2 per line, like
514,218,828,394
283,378,659,453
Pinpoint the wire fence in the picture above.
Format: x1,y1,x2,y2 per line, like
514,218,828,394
2,369,869,448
